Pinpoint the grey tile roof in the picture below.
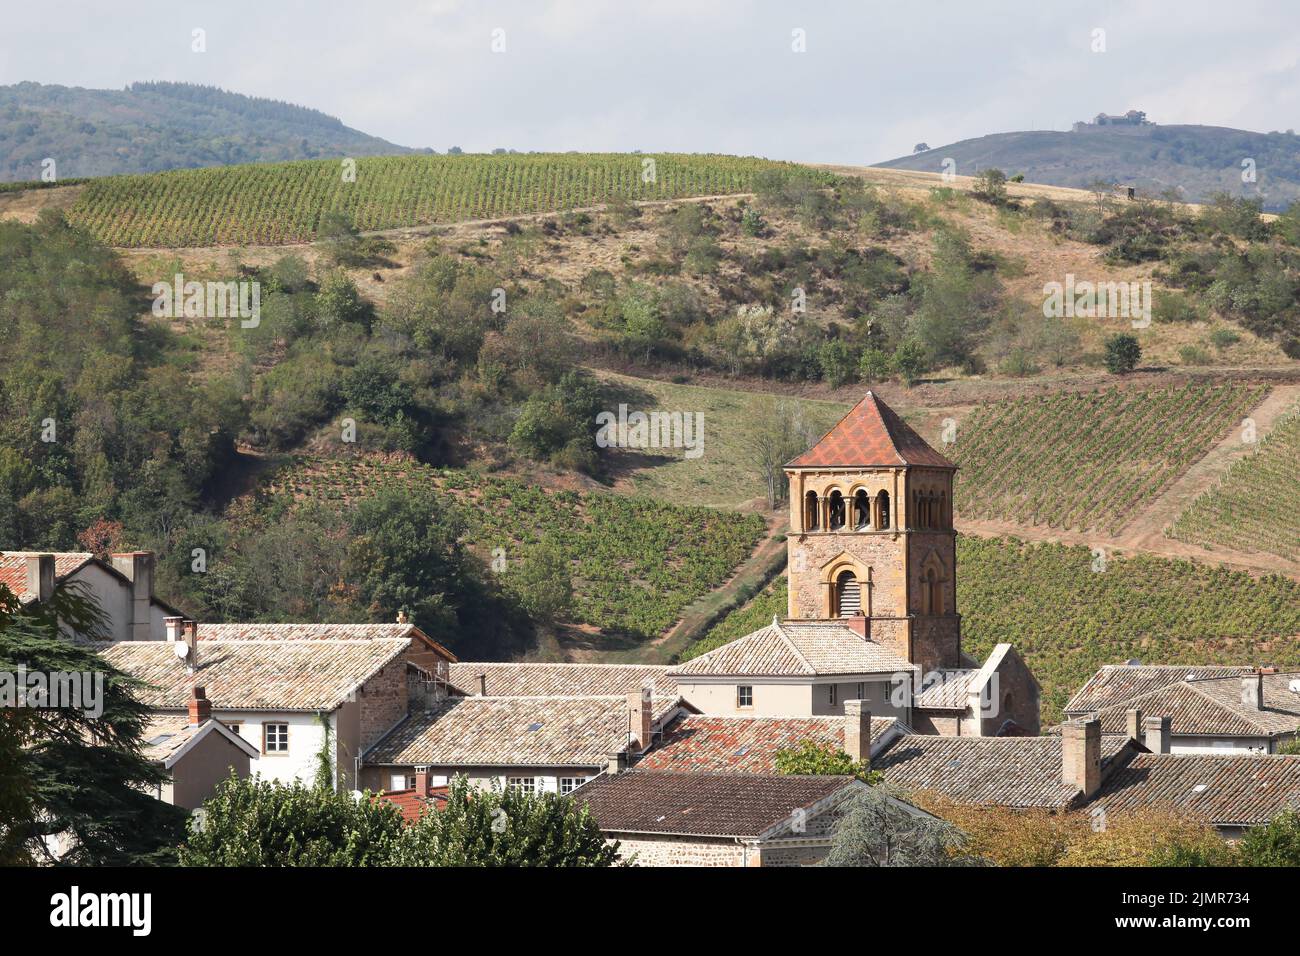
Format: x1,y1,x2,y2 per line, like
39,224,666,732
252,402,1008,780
669,620,916,678
195,622,457,663
1095,754,1300,827
365,694,682,768
576,771,862,838
139,714,256,766
1086,673,1300,738
636,713,898,774
875,734,1134,809
448,662,676,698
914,669,981,710
1064,664,1252,716
101,638,413,712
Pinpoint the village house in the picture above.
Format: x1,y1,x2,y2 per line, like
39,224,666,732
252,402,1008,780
140,687,259,810
1,550,180,641
101,621,449,790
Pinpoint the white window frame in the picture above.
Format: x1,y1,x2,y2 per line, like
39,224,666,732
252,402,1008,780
559,777,588,795
390,773,415,791
263,722,289,754
737,685,754,708
507,776,537,794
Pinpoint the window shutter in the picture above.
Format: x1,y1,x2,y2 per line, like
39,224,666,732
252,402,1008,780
838,577,861,616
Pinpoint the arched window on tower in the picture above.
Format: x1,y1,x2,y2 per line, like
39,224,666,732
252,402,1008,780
923,566,944,615
875,491,890,530
853,490,870,530
939,491,949,529
828,491,846,530
835,570,861,617
804,491,819,531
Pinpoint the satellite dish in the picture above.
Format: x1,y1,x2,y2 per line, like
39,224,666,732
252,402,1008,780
173,641,190,660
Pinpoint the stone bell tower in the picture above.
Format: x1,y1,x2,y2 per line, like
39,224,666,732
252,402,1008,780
783,391,961,673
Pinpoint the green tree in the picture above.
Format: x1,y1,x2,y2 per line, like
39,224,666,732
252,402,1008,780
393,776,620,867
972,168,1008,205
180,775,404,866
893,338,929,387
858,347,894,383
817,339,859,387
774,740,880,784
1104,333,1142,374
823,785,978,866
510,544,574,622
1237,809,1300,866
0,586,187,865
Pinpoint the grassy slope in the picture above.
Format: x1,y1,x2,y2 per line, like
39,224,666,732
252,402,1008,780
691,538,1300,722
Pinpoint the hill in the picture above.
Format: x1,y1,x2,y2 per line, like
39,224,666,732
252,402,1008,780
0,81,412,181
876,124,1300,210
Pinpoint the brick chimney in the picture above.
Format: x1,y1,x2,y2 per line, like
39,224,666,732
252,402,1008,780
626,687,653,752
477,673,487,696
1144,715,1171,754
844,700,871,765
110,551,153,640
188,685,212,725
844,612,868,640
413,765,429,795
164,615,183,642
1242,671,1264,711
1062,718,1101,798
24,554,55,604
1125,707,1144,742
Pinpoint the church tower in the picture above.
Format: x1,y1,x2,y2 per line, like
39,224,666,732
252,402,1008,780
783,391,960,673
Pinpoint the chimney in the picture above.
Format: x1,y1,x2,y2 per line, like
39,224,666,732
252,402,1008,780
1242,671,1264,711
1144,715,1171,754
188,685,211,725
605,752,624,776
413,765,429,795
844,700,871,766
844,612,868,640
182,619,198,674
110,551,154,640
627,687,653,752
477,673,487,696
1125,707,1144,742
24,554,55,604
1062,718,1101,798
164,615,183,642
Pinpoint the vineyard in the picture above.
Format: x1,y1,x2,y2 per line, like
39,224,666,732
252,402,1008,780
1167,404,1300,561
258,456,765,637
65,152,821,247
688,538,1300,722
951,382,1270,535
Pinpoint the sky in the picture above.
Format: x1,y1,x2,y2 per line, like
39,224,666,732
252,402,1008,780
4,0,1300,163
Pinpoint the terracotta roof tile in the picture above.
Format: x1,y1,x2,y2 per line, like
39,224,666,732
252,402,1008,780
1064,664,1253,715
448,663,676,698
786,392,953,469
377,786,450,823
0,552,94,602
195,622,457,663
1096,754,1300,827
1086,674,1300,738
668,620,916,678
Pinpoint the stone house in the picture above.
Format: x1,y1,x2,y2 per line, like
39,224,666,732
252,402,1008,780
140,687,259,810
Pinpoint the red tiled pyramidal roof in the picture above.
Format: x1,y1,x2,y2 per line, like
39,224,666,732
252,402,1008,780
786,392,953,469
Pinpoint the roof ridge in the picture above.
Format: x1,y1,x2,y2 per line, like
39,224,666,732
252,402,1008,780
771,619,816,675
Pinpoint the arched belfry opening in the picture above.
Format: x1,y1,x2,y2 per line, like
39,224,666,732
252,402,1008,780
875,490,890,530
828,491,846,530
834,569,861,617
853,490,870,530
804,491,819,531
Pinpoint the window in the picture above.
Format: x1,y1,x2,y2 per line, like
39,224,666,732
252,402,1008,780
804,491,820,531
263,723,289,753
876,491,890,530
828,490,846,530
853,490,870,529
737,685,753,708
223,721,242,736
835,570,861,617
828,684,838,706
390,773,415,791
507,777,537,794
560,777,588,795
856,682,865,700
924,567,944,615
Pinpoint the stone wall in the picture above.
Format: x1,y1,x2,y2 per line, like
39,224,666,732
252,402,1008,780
613,835,751,867
359,652,412,751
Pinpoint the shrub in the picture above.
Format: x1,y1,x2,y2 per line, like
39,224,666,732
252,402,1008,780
1209,328,1241,349
858,347,894,383
893,339,929,387
1178,345,1213,366
817,339,860,387
774,740,879,784
1238,809,1300,866
1103,334,1142,374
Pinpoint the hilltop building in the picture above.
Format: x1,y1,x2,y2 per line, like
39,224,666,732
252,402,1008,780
1072,109,1150,131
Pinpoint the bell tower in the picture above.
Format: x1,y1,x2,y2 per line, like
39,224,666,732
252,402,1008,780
783,392,960,673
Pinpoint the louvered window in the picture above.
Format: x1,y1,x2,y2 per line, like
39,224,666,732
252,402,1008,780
837,571,861,617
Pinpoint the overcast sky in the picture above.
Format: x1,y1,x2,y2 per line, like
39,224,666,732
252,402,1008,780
5,0,1300,163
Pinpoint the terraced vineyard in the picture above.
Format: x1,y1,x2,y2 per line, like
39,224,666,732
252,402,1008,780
690,538,1300,721
1167,404,1300,561
66,152,821,247
951,382,1270,535
260,456,765,637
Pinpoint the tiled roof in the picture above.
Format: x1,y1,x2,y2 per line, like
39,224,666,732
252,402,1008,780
576,771,861,838
139,714,257,767
875,734,1134,809
914,669,982,710
448,662,676,698
636,713,899,774
1096,754,1300,827
668,620,916,678
196,622,457,662
786,392,953,469
1064,664,1252,716
0,551,94,602
1087,674,1300,738
365,694,682,768
101,638,414,712
377,786,450,823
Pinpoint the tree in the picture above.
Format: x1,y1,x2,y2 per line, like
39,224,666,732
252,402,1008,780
913,143,930,153
0,586,187,865
972,168,1008,204
893,338,929,387
740,396,816,509
1238,809,1300,866
774,740,880,784
858,347,894,383
393,776,620,867
510,544,573,622
823,785,978,866
180,775,404,866
1104,333,1142,374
